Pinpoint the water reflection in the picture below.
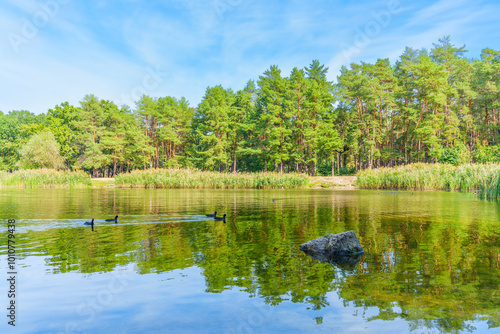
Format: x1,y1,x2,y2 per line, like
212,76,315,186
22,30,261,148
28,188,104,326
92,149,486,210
303,251,364,269
0,188,499,333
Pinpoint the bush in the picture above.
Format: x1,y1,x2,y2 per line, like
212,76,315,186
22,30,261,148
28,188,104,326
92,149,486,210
473,144,500,163
18,131,64,169
439,143,471,165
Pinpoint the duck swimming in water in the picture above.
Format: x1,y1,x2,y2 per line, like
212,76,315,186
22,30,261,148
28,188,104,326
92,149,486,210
105,215,118,222
83,218,94,226
206,211,217,217
213,214,226,221
84,219,95,231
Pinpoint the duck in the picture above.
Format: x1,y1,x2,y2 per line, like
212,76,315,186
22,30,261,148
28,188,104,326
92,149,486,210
83,218,94,226
213,214,226,221
105,215,119,222
206,211,217,217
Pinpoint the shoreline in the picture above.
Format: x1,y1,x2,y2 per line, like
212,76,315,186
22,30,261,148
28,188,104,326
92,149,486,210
5,163,497,199
0,170,357,189
90,176,359,189
308,176,357,189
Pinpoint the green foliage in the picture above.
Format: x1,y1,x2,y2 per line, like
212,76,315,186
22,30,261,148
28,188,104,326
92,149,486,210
18,131,64,169
0,110,46,170
438,142,471,165
473,144,500,163
47,102,79,168
0,114,20,170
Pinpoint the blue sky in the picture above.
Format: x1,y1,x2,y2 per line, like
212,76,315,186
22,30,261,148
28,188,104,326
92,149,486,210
1,0,499,115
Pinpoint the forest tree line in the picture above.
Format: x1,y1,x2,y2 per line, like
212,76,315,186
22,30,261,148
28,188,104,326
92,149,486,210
1,37,499,177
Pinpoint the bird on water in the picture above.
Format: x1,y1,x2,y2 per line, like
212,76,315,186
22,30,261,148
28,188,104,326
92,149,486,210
84,218,94,226
206,211,217,217
105,215,119,222
214,214,226,221
84,218,95,231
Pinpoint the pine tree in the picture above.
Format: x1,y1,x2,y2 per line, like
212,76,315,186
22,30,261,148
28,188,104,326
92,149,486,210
194,85,235,171
257,65,290,173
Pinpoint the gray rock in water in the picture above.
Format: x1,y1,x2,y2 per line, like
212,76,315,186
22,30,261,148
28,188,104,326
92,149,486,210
299,230,364,256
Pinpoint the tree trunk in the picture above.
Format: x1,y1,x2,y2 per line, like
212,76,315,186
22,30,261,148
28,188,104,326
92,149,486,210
332,155,335,177
232,153,237,173
156,146,159,168
313,152,317,176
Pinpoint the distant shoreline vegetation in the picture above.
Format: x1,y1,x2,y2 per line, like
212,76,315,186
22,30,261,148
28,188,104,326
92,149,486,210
357,163,500,200
114,168,309,189
3,165,500,201
0,169,91,188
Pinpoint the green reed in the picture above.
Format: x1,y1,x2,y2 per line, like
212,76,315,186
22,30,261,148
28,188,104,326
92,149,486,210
476,171,500,201
114,168,309,189
0,169,92,188
357,163,500,196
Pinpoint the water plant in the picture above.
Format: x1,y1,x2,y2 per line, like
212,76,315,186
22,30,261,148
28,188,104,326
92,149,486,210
114,168,309,189
356,163,500,197
0,169,92,188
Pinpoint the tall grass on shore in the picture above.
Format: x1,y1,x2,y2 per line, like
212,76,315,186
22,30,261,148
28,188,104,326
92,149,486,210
477,171,500,201
356,163,500,195
114,168,309,189
0,169,91,188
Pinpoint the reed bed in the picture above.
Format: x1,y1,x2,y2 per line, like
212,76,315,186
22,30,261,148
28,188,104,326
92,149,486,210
356,163,500,195
477,171,500,201
0,169,92,188
114,168,309,189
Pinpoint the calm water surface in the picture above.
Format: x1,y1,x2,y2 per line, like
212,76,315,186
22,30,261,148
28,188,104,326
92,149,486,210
0,188,499,333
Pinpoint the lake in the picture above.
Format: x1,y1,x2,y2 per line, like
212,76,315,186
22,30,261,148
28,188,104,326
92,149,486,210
0,188,499,333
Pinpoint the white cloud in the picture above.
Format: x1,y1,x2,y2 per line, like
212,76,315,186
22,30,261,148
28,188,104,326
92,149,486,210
406,0,469,27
